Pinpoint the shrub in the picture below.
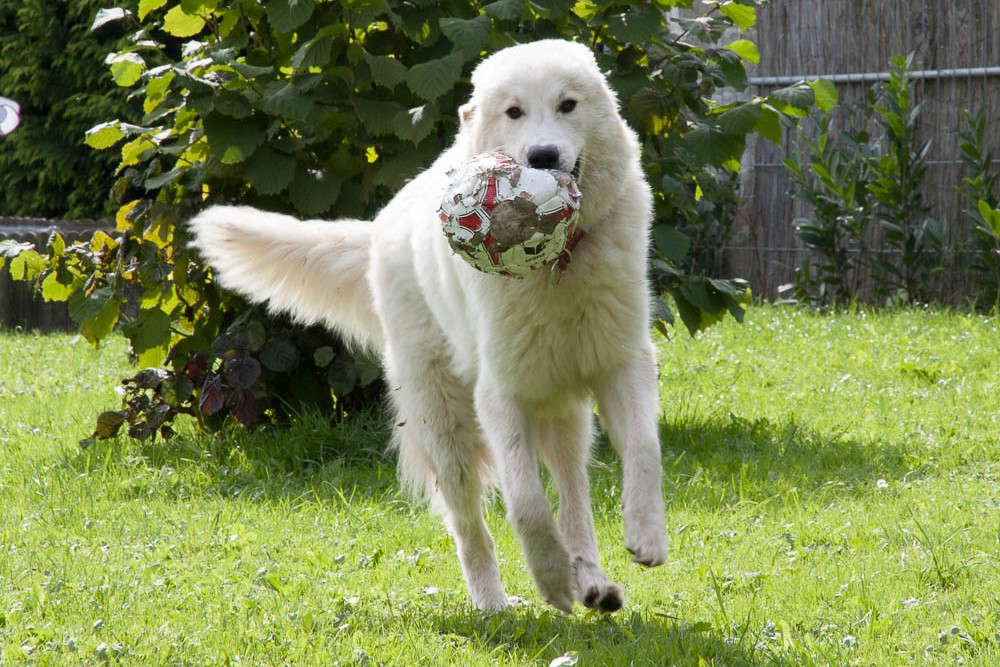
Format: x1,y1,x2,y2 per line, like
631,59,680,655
957,109,1000,310
785,55,953,307
1,0,820,443
0,0,138,219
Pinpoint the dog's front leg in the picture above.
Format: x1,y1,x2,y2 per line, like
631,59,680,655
475,381,575,613
594,343,668,567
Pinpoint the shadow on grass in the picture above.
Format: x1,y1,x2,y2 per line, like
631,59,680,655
67,407,400,504
428,604,797,667
591,412,923,513
71,403,923,514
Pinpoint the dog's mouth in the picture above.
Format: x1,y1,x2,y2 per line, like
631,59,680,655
570,158,581,179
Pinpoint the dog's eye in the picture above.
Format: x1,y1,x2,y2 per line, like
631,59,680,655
558,99,577,114
505,106,523,120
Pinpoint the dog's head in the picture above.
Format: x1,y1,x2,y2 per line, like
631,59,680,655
458,40,636,210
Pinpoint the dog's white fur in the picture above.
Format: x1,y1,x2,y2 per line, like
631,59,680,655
189,40,667,613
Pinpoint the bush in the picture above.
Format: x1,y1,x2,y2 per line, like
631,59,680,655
1,0,820,443
784,55,986,308
957,109,1000,310
0,0,138,219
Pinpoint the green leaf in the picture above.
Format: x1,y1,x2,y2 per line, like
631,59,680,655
231,62,275,78
120,137,156,167
47,232,65,257
203,112,265,164
685,116,748,168
122,308,173,355
979,200,1000,235
606,8,662,44
671,289,703,337
81,299,121,348
289,167,341,216
365,53,408,89
162,5,206,38
41,272,76,302
356,355,382,386
768,83,815,112
719,2,756,30
267,0,315,32
327,356,358,396
214,91,253,119
440,15,491,53
393,104,439,143
245,145,296,195
107,52,146,87
652,225,691,264
293,33,333,70
68,286,114,325
406,53,464,100
754,107,782,144
713,48,749,90
258,81,315,122
138,0,168,20
530,0,575,18
313,346,335,368
724,39,760,64
652,295,674,336
716,103,762,137
85,121,126,150
484,0,523,21
353,98,406,136
806,78,838,113
8,249,44,281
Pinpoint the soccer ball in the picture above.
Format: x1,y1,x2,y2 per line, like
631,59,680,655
438,151,582,277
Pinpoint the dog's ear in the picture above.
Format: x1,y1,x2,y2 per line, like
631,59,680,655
459,102,476,126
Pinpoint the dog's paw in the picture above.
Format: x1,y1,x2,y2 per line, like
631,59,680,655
538,574,575,614
533,560,575,614
582,583,624,612
472,589,512,613
625,528,668,568
573,556,624,612
542,587,575,614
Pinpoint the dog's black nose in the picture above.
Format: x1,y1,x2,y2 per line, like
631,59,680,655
527,144,561,170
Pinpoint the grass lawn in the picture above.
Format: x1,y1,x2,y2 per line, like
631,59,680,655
1,305,998,666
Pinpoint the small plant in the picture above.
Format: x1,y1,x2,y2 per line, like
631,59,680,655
785,54,953,307
783,109,875,307
956,109,1000,310
868,54,949,305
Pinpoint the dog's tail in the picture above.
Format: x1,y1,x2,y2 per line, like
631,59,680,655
188,205,383,350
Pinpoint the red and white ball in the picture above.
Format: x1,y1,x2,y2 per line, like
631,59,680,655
438,151,582,277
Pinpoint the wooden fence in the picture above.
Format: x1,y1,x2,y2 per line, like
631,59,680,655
728,0,1000,300
0,218,112,331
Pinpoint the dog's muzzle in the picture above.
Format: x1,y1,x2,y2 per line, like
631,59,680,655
526,145,581,178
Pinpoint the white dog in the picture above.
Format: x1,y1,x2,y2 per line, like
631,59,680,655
189,39,667,613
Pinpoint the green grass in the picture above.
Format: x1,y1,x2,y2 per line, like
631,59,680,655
1,306,999,665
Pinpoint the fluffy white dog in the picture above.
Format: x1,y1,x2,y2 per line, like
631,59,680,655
189,39,667,613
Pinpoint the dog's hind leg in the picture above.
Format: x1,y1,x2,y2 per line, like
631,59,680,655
594,343,668,568
538,402,624,612
389,349,508,612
